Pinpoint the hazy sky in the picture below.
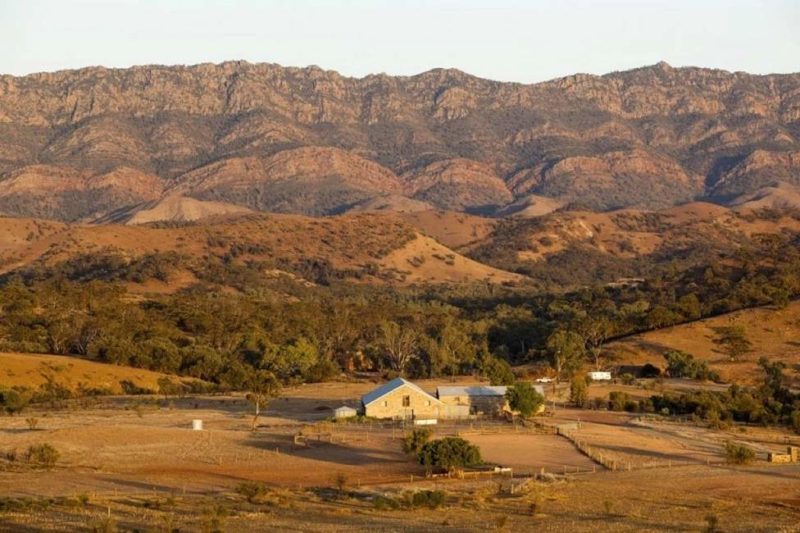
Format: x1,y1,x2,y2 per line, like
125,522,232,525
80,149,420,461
2,0,799,82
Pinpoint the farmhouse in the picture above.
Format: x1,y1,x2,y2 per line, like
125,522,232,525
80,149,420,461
361,379,547,419
436,385,509,416
361,378,444,419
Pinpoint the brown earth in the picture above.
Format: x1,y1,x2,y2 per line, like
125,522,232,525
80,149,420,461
1,382,798,531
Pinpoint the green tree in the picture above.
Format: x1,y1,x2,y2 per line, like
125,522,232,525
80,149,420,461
246,370,280,431
480,355,515,386
418,437,481,473
545,330,585,382
664,350,718,381
575,316,614,370
505,382,545,418
402,428,432,455
569,376,588,407
676,293,702,320
713,326,752,361
377,321,419,373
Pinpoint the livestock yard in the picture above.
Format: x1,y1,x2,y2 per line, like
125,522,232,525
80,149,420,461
1,379,799,531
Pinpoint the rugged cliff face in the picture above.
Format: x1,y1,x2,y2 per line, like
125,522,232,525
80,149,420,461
0,61,798,221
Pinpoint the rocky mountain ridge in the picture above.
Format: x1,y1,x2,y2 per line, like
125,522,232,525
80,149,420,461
0,61,799,221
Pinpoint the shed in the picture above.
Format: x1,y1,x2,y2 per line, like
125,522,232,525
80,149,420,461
588,371,612,381
333,405,358,419
437,385,509,416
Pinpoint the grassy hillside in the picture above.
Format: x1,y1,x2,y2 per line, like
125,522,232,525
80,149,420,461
0,212,523,288
607,300,800,386
0,352,189,393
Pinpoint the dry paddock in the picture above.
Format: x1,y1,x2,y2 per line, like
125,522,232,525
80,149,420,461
1,382,799,531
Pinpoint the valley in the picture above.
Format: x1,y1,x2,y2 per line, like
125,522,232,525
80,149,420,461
2,59,800,531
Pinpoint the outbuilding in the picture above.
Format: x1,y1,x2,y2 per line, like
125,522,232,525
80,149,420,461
333,405,358,419
436,385,509,417
588,371,612,381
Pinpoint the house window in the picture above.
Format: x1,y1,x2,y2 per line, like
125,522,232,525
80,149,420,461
383,400,388,407
426,400,431,406
402,395,411,407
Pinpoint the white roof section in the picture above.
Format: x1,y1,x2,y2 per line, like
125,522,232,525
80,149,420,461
437,385,508,398
334,405,357,413
361,377,442,406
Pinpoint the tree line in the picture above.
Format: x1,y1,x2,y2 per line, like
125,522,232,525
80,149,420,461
0,230,797,396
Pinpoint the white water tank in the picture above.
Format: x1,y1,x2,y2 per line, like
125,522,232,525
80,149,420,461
192,419,203,431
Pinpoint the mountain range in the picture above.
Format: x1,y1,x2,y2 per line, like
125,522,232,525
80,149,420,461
1,61,799,223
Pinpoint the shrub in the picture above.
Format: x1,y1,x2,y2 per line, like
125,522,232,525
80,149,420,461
119,380,153,395
332,472,348,496
407,490,446,509
724,441,755,465
592,396,606,410
235,481,268,503
664,351,719,381
306,359,340,383
25,417,39,430
569,376,588,407
26,444,59,469
0,388,31,415
372,495,400,510
418,437,481,473
608,391,630,411
402,428,432,455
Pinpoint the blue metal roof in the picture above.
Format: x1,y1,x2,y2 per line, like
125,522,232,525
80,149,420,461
361,377,441,406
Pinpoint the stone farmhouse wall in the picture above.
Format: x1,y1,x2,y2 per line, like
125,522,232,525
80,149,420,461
364,384,442,419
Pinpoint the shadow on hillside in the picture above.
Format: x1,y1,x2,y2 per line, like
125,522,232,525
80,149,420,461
623,338,672,358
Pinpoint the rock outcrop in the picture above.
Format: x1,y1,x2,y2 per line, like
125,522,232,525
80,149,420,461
1,61,799,220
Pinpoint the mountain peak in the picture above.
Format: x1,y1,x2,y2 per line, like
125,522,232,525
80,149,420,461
0,61,798,222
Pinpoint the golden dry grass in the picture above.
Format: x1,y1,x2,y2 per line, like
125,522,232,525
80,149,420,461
0,381,799,531
607,301,800,385
0,352,184,393
380,233,523,284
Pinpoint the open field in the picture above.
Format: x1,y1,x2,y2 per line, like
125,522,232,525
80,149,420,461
458,433,598,474
1,380,799,531
607,300,800,386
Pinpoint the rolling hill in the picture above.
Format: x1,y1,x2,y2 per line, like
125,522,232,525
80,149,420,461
606,300,800,387
0,351,195,393
0,212,521,287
